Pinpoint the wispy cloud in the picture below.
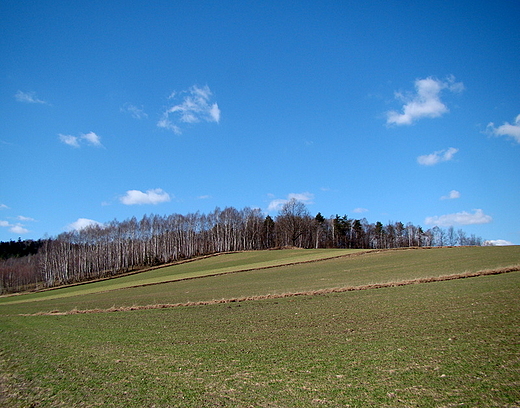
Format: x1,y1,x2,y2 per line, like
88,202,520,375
14,90,49,105
157,118,181,134
158,85,220,134
267,192,314,212
59,132,104,148
120,188,171,205
0,204,9,210
16,215,36,222
441,190,460,200
486,114,520,143
417,147,458,166
386,76,464,125
67,218,104,231
425,209,492,227
121,103,148,119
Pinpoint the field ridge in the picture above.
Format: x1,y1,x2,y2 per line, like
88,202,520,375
93,249,377,294
26,264,520,316
3,246,451,298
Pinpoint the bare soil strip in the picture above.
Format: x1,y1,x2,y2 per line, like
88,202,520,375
26,265,520,316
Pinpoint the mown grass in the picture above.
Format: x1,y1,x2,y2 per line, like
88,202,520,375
0,246,519,407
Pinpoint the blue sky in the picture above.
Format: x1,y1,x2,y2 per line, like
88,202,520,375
1,0,519,245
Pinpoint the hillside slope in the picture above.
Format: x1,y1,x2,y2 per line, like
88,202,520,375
1,246,519,316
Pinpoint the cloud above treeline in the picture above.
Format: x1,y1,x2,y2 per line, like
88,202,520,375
486,114,520,143
352,207,369,214
267,192,314,212
59,132,103,148
0,205,35,234
0,220,29,234
157,85,220,134
120,189,171,205
386,76,464,126
483,239,514,246
425,209,492,227
417,147,458,166
67,218,104,231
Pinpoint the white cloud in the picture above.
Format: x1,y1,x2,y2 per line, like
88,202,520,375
209,103,221,123
120,188,171,205
441,190,460,200
10,225,29,234
0,207,36,233
386,76,464,125
288,192,314,202
267,199,288,212
14,90,48,104
425,209,492,227
268,192,314,212
0,220,29,234
417,147,458,166
59,134,80,147
483,239,514,246
158,85,220,134
486,114,520,143
81,131,103,147
16,215,35,222
67,218,104,231
353,207,369,213
121,104,148,119
444,74,465,93
59,132,104,148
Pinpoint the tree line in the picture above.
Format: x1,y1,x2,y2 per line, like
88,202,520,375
0,199,483,293
0,239,43,260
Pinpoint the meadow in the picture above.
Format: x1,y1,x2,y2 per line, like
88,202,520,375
0,246,519,407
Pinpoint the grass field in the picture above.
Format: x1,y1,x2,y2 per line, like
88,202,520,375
0,249,363,310
0,246,519,407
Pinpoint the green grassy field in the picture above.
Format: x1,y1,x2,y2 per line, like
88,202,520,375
0,249,362,310
0,246,519,407
1,246,518,316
